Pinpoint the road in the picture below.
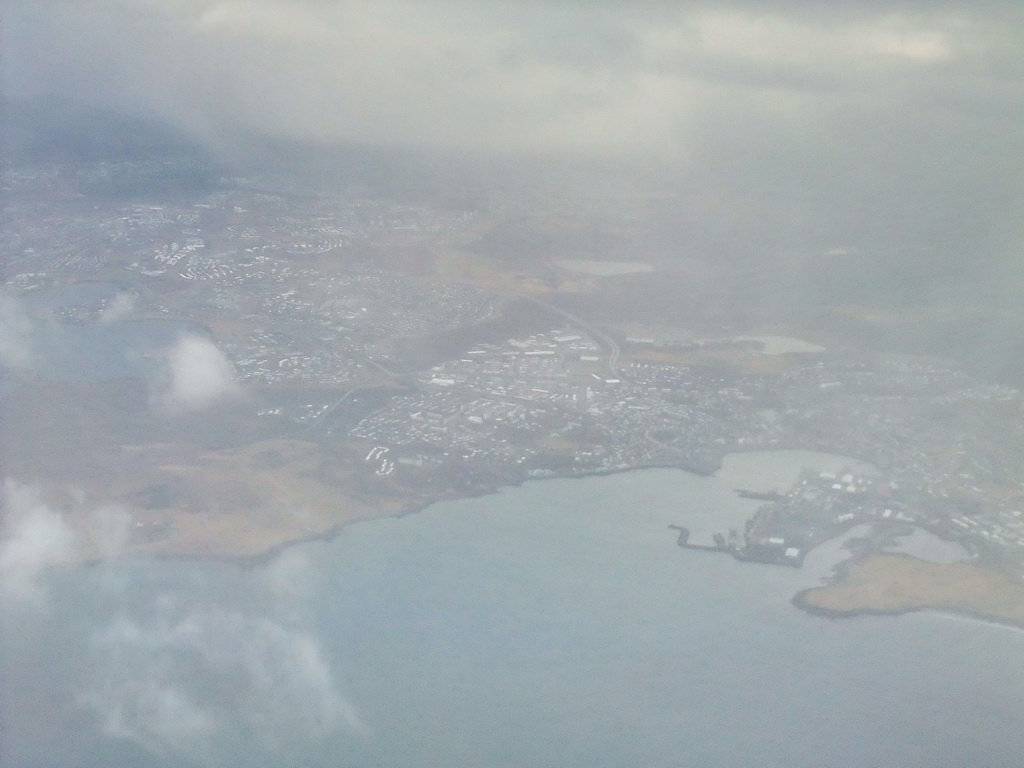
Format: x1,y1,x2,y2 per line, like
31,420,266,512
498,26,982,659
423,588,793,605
525,296,621,376
286,387,359,437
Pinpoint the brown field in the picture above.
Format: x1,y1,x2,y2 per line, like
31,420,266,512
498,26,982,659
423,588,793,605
800,554,1024,625
431,249,597,294
705,350,799,374
626,346,799,373
432,249,523,290
126,438,407,557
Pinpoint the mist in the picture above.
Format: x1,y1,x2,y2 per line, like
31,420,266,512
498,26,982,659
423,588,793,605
6,1,1022,314
3,3,1024,768
152,335,243,414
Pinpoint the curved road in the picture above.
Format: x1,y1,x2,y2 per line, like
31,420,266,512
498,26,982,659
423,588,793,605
525,296,621,376
284,386,359,438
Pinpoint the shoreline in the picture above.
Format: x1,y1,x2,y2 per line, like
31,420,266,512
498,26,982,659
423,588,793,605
791,587,1024,632
111,457,723,570
790,551,1024,632
78,453,1024,635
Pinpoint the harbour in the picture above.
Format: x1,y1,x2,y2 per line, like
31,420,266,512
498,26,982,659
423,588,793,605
6,457,1024,768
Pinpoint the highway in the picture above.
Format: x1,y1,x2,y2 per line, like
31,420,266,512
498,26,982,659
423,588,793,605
285,386,359,437
525,296,621,376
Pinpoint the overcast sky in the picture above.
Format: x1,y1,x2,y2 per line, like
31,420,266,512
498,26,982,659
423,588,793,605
3,1,1023,261
4,1,1020,158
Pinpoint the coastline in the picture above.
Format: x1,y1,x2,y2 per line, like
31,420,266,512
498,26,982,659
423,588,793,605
790,551,1024,631
88,451,1024,635
113,456,725,570
792,586,1024,632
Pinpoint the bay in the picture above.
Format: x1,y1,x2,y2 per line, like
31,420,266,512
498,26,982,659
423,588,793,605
3,455,1024,768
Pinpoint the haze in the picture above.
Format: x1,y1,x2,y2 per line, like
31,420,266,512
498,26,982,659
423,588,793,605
3,2,1024,768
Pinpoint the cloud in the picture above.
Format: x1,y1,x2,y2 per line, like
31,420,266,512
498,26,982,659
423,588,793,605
0,481,78,604
86,503,133,559
154,334,241,413
0,291,35,370
0,481,132,605
97,292,136,324
5,0,1020,163
260,547,317,605
3,1,1022,275
78,601,365,766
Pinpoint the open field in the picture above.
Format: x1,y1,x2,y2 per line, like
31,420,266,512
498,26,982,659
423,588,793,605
432,248,596,294
129,438,399,557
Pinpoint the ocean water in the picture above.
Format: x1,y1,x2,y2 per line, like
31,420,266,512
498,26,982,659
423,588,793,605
4,456,1024,768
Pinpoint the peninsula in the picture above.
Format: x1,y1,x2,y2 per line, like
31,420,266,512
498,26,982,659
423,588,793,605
794,553,1024,628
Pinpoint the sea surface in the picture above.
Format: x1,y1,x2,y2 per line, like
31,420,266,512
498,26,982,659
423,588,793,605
3,454,1024,768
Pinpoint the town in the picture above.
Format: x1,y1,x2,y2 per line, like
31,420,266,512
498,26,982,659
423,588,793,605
3,159,1024,570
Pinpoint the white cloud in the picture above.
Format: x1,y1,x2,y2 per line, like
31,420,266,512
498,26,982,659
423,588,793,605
86,504,133,559
0,481,77,604
98,292,137,324
260,547,316,604
4,0,998,162
154,334,241,413
79,603,365,765
693,12,953,67
0,481,133,605
0,291,34,370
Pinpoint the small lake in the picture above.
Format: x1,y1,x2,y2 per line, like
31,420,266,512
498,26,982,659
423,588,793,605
10,283,201,382
732,335,826,355
20,281,125,313
557,260,655,276
27,319,203,381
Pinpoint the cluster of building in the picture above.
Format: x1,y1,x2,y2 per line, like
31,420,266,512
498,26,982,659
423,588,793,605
348,330,1024,563
349,390,557,466
4,161,1024,567
1,164,480,290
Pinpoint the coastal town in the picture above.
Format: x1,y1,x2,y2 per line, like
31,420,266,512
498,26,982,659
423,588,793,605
3,159,1024,575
